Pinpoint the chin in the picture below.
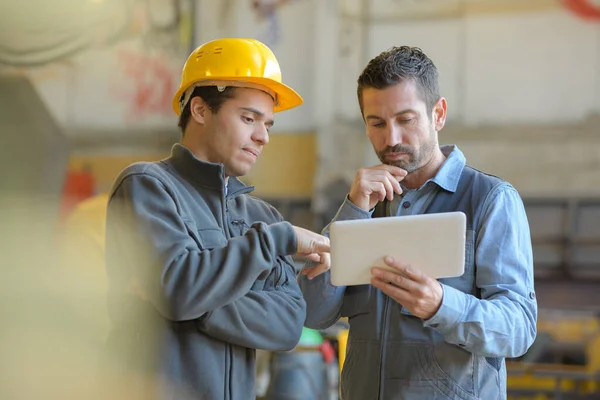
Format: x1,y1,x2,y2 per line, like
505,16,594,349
226,165,251,178
382,160,406,169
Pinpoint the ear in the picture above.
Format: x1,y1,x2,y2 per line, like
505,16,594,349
190,96,208,125
432,97,447,131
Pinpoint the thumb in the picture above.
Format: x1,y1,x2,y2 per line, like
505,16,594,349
304,253,322,263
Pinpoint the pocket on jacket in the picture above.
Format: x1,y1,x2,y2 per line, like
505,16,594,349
426,345,477,400
384,343,477,400
181,219,227,250
382,378,455,399
197,227,227,249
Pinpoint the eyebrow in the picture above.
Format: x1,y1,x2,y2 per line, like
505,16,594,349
240,107,274,126
365,109,418,120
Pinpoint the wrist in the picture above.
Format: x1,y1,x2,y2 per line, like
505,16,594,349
424,282,444,320
348,193,369,211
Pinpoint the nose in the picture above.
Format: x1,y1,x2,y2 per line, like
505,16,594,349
252,124,270,145
384,124,402,147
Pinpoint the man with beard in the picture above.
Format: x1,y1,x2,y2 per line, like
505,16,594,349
298,46,537,399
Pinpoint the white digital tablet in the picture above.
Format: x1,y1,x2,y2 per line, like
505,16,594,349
329,211,467,287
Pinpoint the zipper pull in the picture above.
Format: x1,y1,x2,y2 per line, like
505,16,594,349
231,219,249,228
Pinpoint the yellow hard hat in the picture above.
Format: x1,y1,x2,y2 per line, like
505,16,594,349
172,38,303,115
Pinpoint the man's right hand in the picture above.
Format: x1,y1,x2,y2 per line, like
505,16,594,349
292,226,330,271
348,165,407,211
293,226,330,255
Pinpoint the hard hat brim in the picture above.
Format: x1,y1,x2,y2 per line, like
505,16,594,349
172,77,303,116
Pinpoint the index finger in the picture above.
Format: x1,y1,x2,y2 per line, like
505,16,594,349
314,241,331,253
383,256,426,282
377,164,407,177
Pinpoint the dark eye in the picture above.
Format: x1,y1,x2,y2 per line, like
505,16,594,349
242,116,254,124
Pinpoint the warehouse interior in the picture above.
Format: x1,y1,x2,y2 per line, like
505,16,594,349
1,0,600,399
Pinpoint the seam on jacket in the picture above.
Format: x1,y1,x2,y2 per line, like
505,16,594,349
247,194,283,221
159,159,226,193
474,181,512,248
109,166,185,218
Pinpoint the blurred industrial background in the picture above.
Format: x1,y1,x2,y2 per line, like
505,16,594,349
1,0,600,399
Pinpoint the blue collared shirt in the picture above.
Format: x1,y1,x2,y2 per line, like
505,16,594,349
299,145,537,399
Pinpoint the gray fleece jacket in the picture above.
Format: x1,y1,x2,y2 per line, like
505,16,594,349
104,143,306,399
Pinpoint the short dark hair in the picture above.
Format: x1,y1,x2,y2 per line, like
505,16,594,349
357,46,440,116
177,86,236,135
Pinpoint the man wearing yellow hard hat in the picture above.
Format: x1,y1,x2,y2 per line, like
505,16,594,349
104,38,330,399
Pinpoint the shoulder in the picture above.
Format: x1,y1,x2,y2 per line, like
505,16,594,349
243,195,284,223
109,161,172,198
462,164,505,187
465,167,525,220
462,164,519,198
460,164,526,224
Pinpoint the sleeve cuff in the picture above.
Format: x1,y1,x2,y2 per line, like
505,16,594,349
265,221,297,256
424,283,467,330
333,195,374,221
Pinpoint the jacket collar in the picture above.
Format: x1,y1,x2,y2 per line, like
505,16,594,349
164,143,253,196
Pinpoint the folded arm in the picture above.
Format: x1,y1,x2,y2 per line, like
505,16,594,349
197,256,306,351
106,173,296,322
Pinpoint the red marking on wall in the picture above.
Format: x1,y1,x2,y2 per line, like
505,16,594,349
114,50,176,120
563,0,600,21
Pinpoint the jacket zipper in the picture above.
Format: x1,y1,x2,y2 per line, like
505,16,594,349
222,191,233,400
377,199,391,399
231,219,248,236
377,296,391,399
222,185,253,400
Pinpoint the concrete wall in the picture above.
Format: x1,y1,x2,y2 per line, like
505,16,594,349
435,121,600,197
0,0,193,134
4,0,600,199
3,1,599,133
359,3,600,126
317,0,600,205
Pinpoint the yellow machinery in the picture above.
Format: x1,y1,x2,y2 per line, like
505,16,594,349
337,329,349,373
507,310,600,399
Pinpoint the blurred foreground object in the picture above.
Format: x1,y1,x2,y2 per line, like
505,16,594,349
0,74,69,204
0,74,158,399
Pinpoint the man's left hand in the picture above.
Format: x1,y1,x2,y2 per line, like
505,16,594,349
371,256,443,320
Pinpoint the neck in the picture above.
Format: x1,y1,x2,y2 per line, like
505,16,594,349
402,147,446,190
181,132,207,161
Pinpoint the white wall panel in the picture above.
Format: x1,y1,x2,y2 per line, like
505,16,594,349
368,19,464,122
463,10,599,126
